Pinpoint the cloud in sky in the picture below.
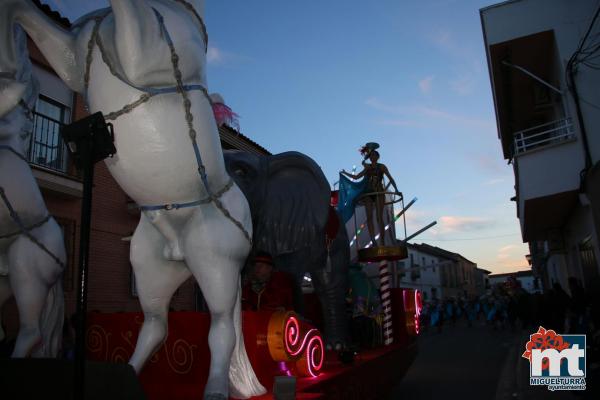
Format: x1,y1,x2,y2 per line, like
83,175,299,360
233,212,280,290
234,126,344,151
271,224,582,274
494,244,529,270
431,29,454,52
398,211,494,238
427,28,484,97
206,44,252,67
418,76,434,94
474,152,507,175
483,177,506,186
450,75,476,96
207,45,224,65
437,216,493,233
365,97,494,130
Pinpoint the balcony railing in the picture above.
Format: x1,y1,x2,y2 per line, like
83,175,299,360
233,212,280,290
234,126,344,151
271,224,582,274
513,118,574,155
28,111,69,174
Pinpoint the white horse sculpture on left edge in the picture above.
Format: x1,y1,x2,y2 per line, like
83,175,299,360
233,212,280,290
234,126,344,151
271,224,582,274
0,25,66,358
0,1,265,399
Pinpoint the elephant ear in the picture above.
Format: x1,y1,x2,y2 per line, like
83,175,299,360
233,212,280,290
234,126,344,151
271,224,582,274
256,151,331,255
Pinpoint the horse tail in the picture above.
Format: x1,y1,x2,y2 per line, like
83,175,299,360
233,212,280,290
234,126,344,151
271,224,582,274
228,278,266,398
33,278,64,358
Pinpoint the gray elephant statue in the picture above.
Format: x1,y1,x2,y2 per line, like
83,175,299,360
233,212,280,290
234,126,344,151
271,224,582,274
224,150,350,348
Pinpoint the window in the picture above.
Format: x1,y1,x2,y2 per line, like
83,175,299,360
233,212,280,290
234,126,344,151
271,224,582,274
29,95,71,173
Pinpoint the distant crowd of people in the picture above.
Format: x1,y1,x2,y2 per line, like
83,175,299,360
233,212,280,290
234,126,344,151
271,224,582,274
421,278,600,333
418,276,600,364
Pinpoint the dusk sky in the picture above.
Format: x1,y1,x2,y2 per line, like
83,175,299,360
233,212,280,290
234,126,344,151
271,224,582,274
44,0,529,274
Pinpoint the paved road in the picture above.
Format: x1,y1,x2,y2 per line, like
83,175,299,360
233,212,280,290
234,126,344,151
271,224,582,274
386,321,527,400
386,320,598,400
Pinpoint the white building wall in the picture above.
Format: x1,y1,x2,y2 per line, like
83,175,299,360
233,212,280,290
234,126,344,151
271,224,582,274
482,0,600,287
516,141,584,201
397,247,444,301
482,0,600,167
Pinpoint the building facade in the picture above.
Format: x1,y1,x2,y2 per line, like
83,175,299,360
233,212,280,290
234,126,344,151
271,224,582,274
396,243,480,300
474,267,492,295
481,0,600,294
489,270,540,294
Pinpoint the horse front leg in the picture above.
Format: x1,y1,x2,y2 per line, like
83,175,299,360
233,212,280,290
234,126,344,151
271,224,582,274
183,201,264,399
0,0,83,94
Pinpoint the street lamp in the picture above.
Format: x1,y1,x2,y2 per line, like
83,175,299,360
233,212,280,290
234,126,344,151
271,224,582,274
61,112,116,399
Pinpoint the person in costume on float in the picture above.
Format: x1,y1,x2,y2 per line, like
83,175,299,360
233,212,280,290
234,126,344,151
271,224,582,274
340,142,399,246
242,252,294,312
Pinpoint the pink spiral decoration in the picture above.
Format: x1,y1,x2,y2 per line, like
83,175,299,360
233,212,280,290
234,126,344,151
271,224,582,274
283,315,324,377
305,334,325,377
284,316,303,356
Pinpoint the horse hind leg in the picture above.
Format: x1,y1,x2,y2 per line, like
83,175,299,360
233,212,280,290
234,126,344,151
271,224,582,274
185,252,239,398
7,235,62,357
128,215,192,373
182,211,259,399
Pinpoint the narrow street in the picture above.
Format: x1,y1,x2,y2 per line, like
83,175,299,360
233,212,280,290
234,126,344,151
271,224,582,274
387,321,586,400
387,320,515,399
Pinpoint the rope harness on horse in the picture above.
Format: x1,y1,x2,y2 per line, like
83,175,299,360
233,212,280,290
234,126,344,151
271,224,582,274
0,154,65,268
0,95,65,268
82,4,252,245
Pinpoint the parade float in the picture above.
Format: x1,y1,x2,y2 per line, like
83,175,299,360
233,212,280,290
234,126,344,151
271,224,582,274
0,1,431,399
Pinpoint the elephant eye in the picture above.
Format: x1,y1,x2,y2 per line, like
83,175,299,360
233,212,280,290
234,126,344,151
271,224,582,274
234,167,246,176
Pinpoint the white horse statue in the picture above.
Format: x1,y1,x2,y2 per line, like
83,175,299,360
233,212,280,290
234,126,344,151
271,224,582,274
0,25,66,358
0,1,265,398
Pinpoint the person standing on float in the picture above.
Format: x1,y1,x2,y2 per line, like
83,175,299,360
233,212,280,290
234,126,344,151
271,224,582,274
341,143,399,247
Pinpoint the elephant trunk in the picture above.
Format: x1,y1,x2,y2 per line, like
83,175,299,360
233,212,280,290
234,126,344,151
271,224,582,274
312,225,350,348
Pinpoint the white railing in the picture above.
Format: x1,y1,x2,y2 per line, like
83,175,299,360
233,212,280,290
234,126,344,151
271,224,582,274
513,118,574,155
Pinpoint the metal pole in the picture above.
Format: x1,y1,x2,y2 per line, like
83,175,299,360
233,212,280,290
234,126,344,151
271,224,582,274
403,221,437,243
74,136,94,400
401,197,407,240
396,197,417,220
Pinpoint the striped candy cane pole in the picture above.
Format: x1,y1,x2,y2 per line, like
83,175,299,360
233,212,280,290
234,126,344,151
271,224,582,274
379,260,394,345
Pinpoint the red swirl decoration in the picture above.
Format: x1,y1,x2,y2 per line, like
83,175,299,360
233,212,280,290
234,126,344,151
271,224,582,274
268,311,325,377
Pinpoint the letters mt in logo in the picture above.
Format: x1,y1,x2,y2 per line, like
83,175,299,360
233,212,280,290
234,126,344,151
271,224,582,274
522,327,586,391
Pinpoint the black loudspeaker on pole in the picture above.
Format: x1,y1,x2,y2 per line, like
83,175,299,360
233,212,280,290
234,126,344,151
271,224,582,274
61,112,116,400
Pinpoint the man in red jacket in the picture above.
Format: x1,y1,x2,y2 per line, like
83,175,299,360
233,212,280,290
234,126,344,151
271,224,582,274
242,253,294,312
